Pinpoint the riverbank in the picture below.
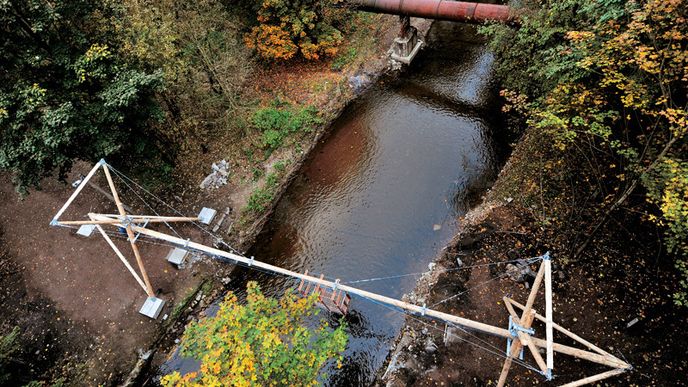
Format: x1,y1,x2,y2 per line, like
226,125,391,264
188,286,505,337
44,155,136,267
376,139,688,385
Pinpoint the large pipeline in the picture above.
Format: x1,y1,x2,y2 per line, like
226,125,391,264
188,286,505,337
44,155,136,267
349,0,515,23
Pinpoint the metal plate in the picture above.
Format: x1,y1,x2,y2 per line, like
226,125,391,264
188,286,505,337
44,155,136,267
76,224,96,237
166,247,189,266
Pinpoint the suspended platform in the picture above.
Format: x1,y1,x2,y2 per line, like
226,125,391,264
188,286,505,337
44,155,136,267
298,270,351,315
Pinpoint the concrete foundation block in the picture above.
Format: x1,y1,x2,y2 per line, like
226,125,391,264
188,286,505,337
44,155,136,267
139,297,165,319
198,207,217,225
390,26,424,65
166,247,189,266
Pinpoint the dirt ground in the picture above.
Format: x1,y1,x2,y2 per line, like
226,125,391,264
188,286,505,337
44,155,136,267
0,163,217,385
379,204,688,386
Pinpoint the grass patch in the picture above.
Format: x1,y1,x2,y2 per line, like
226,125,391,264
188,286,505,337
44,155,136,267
245,172,280,214
331,47,357,71
252,101,322,151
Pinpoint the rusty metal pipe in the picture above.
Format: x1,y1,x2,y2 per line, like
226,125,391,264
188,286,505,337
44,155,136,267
349,0,514,23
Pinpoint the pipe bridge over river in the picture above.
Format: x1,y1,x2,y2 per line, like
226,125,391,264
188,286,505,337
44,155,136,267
347,0,514,64
350,0,515,23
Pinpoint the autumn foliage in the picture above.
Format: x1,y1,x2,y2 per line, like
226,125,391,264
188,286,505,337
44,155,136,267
244,0,345,61
161,282,348,386
482,0,687,303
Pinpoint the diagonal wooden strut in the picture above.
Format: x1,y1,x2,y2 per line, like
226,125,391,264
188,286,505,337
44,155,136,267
505,298,622,362
544,256,554,374
102,164,155,297
94,225,148,292
503,297,548,373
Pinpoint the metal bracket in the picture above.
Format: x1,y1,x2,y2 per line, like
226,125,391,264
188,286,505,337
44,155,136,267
420,303,427,316
248,256,255,267
542,251,551,261
132,219,150,243
506,316,533,360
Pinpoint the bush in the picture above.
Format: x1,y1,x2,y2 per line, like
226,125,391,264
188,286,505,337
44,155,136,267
161,282,348,386
244,0,346,61
245,172,279,214
481,0,688,303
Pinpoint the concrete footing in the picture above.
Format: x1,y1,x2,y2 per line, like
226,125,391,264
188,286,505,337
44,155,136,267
390,26,424,65
139,297,165,319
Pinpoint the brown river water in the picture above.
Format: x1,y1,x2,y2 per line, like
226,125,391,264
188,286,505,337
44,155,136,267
161,21,509,386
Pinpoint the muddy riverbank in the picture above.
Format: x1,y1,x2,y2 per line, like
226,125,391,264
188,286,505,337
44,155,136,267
377,197,688,386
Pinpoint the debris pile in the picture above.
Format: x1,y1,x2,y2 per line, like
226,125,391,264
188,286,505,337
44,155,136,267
505,259,537,283
199,160,230,190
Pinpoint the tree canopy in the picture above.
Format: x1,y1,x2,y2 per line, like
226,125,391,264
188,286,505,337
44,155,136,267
0,0,164,192
244,0,346,61
481,0,687,303
161,282,348,386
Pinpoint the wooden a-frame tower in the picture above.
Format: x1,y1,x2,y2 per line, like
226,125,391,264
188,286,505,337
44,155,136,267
50,159,200,317
51,160,631,385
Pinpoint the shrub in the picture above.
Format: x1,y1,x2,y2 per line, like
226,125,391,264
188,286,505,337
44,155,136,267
161,282,348,386
244,0,346,61
252,104,322,151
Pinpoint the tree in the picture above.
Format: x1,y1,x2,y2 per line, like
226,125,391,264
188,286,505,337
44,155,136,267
0,0,163,192
481,0,687,302
161,282,348,386
244,0,346,61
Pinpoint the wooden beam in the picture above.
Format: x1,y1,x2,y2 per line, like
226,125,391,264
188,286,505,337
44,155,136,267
95,214,201,222
544,257,554,373
503,296,520,322
58,219,130,226
524,261,545,313
559,369,626,387
117,221,515,338
94,224,147,293
51,160,104,225
528,337,628,369
91,216,632,370
60,215,200,226
506,298,619,360
102,165,155,297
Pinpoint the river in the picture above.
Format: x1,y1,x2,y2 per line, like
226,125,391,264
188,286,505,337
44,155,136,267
161,21,507,385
